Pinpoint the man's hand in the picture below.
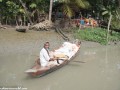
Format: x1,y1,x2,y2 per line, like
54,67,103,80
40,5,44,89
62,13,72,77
49,57,59,61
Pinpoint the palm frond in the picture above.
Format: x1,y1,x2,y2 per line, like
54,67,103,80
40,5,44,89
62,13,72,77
75,0,90,8
62,4,73,17
102,11,108,15
101,7,107,11
59,0,70,3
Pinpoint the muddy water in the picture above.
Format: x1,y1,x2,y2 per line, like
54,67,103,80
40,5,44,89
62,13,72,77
0,28,120,90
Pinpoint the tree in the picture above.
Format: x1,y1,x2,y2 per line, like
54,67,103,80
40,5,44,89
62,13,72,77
56,0,90,18
19,0,33,25
101,0,119,44
49,0,53,21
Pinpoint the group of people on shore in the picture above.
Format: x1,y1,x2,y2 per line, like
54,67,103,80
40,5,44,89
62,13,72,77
39,40,81,68
74,17,98,29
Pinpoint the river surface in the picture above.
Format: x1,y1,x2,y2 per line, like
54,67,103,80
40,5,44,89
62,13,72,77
0,28,120,90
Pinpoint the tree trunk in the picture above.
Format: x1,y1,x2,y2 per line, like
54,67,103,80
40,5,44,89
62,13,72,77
0,12,1,24
106,14,112,44
6,17,8,25
49,0,53,22
24,16,26,26
118,0,120,8
15,16,18,26
0,21,1,27
37,10,40,23
19,0,33,25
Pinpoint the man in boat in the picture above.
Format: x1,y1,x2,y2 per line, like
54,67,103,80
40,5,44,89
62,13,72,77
40,42,58,67
40,40,81,67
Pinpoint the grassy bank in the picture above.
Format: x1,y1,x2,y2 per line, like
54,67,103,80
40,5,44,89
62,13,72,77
73,27,120,45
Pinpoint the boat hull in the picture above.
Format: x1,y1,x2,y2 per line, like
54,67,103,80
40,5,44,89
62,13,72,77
25,44,80,77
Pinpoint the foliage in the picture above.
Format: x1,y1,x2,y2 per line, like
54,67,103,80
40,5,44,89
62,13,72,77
99,0,120,44
111,15,120,29
0,0,120,26
74,27,120,45
110,9,120,29
0,0,50,25
29,3,37,9
56,0,90,18
6,1,19,15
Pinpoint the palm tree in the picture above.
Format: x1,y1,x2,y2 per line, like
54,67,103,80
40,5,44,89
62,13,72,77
57,0,90,18
49,0,53,21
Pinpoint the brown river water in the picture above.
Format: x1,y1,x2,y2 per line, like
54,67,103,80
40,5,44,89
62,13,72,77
0,28,120,90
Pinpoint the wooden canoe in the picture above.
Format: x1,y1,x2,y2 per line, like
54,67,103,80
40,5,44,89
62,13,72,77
16,26,27,32
25,44,80,77
16,28,26,32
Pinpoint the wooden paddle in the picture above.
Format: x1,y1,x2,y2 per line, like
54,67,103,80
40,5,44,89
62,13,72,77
72,61,86,63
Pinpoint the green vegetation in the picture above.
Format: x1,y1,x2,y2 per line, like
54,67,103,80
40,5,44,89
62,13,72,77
74,28,120,45
0,0,120,45
0,0,120,28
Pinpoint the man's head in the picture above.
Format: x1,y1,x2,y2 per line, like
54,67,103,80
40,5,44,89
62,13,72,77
74,39,81,46
44,42,50,49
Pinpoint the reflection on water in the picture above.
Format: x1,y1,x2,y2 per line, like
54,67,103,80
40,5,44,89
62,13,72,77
0,29,120,90
117,64,120,69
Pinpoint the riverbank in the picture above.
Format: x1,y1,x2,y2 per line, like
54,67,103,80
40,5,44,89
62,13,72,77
73,27,120,45
0,28,105,56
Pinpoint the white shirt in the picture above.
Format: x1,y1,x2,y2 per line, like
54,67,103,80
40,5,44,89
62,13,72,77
40,48,50,67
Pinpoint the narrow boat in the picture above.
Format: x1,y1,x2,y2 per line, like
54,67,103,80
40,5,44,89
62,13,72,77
25,41,81,77
16,26,27,32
